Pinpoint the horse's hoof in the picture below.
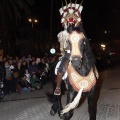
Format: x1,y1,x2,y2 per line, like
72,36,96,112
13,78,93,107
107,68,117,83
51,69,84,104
59,114,64,119
50,109,56,116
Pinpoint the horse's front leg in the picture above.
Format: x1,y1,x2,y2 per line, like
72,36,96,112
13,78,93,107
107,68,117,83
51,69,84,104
87,86,96,120
62,83,76,120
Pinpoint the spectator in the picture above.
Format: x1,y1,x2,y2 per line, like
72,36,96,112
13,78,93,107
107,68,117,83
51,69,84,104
15,62,22,77
38,58,47,85
26,59,30,69
4,61,13,95
12,68,19,93
38,58,46,71
30,73,40,90
17,74,32,93
11,59,18,93
15,56,19,63
28,54,32,61
21,61,28,72
25,69,31,83
0,60,5,82
21,56,25,62
28,61,38,75
31,56,36,62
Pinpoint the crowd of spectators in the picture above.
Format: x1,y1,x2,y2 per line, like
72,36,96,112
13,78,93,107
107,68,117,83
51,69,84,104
0,54,58,95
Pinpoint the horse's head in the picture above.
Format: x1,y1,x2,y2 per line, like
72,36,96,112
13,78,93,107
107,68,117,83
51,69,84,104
68,31,86,69
59,0,84,29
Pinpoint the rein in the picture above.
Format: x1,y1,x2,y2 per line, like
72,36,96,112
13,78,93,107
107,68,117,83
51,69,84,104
49,59,60,69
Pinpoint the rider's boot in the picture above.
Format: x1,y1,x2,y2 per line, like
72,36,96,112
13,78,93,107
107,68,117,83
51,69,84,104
54,72,62,95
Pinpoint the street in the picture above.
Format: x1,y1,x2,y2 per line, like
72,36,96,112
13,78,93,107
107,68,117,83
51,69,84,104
0,66,120,120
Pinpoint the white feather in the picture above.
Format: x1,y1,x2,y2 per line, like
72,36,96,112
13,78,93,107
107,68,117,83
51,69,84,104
75,12,79,16
69,9,74,14
59,8,63,15
68,3,71,7
63,12,67,17
75,4,79,9
61,18,65,23
72,3,75,7
78,6,83,13
63,6,67,10
77,18,81,22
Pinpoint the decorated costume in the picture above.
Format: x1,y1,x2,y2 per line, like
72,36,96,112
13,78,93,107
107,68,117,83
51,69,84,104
54,0,99,95
54,1,84,95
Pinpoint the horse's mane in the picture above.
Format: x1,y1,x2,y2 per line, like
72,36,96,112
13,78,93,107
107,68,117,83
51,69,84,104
84,38,95,68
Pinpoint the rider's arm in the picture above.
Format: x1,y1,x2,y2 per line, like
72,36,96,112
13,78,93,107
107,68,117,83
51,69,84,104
57,30,69,55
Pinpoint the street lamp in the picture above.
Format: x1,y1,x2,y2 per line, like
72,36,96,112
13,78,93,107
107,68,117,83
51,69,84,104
100,44,106,50
28,18,38,28
104,30,107,34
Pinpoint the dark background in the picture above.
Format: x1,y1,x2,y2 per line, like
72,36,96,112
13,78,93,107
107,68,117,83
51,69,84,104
0,0,120,57
31,0,120,41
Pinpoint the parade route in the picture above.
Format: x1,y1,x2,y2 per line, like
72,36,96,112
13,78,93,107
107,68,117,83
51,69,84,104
0,67,120,120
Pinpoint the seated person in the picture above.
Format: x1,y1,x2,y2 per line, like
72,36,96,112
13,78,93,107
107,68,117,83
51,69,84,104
17,74,32,93
25,69,31,83
30,73,40,90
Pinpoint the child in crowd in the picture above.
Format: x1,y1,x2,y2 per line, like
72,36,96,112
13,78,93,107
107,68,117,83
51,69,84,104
30,73,40,90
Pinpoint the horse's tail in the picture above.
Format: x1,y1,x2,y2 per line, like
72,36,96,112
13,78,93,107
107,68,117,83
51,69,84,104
61,86,84,114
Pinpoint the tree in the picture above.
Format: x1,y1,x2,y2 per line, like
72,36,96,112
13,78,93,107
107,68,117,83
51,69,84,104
0,0,34,55
0,0,34,24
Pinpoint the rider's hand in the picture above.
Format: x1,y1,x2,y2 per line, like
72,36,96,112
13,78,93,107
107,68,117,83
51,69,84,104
59,56,63,60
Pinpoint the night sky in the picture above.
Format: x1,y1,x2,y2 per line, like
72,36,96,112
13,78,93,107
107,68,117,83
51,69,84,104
30,0,120,42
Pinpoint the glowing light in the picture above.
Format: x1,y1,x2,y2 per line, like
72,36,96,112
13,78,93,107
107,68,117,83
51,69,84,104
104,31,107,34
101,44,106,48
28,18,38,28
34,19,38,23
28,18,32,22
100,44,106,50
50,48,56,54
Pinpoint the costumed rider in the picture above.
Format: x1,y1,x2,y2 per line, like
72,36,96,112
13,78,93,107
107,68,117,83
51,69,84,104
54,2,85,95
54,1,99,95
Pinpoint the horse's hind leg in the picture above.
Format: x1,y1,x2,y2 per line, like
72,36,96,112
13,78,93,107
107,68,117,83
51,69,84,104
50,101,59,116
50,80,65,117
57,95,64,119
87,86,96,120
50,95,60,116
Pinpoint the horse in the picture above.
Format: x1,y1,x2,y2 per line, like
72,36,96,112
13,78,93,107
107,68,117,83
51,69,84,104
48,27,98,120
47,1,99,119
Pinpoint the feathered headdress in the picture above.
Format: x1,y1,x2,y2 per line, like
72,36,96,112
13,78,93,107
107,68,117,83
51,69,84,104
59,0,84,28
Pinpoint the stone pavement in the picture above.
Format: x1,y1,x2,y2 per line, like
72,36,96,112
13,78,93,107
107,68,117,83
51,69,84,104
0,66,120,120
96,67,120,120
